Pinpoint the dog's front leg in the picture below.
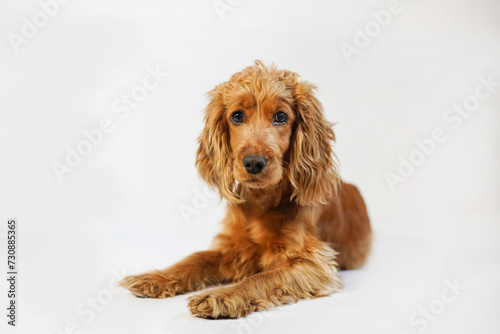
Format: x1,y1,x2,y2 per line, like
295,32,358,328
188,243,343,318
120,250,231,298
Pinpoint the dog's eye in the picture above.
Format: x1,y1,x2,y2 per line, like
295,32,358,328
230,111,245,125
273,111,288,125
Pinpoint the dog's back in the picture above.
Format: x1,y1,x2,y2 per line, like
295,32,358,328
316,182,372,269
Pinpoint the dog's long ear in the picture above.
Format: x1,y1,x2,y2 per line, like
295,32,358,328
288,81,340,206
196,86,242,203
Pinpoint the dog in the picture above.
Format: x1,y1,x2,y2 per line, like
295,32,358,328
120,60,372,319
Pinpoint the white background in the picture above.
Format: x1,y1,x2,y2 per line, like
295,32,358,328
1,0,499,333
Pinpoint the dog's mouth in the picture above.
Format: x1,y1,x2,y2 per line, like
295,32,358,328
240,178,268,188
238,173,282,189
233,153,283,189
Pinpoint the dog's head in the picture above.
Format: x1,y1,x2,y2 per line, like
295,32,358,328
196,61,339,205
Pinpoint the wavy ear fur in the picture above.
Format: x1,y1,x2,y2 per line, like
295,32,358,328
196,87,242,203
287,80,340,206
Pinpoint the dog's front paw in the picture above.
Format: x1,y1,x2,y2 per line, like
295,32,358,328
120,273,179,298
188,288,254,319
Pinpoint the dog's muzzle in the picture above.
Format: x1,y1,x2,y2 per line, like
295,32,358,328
243,155,267,174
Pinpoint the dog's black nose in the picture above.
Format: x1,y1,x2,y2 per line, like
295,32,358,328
243,155,267,174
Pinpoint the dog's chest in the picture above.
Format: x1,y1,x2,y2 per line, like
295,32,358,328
245,212,286,247
246,217,268,245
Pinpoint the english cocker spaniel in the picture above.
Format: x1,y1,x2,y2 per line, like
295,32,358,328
120,60,372,319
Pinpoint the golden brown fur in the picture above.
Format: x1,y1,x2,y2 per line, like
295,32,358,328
120,61,372,318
